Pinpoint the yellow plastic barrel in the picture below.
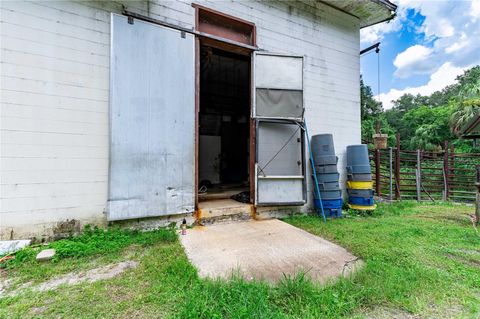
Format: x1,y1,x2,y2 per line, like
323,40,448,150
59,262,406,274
348,204,377,211
346,181,373,189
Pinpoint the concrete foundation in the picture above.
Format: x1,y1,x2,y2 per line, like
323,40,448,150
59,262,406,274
180,219,362,283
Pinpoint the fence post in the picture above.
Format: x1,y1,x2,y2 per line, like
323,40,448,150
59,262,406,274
375,149,381,197
476,165,480,226
443,141,449,201
450,145,455,200
389,147,393,200
395,133,401,199
416,149,421,201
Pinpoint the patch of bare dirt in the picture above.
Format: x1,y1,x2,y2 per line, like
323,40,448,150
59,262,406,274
414,213,472,226
362,306,419,319
360,303,466,319
0,277,13,296
0,261,139,298
444,252,480,268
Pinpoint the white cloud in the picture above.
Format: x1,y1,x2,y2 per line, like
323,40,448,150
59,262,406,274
360,18,401,43
472,0,480,19
361,0,480,108
436,19,455,37
393,0,480,78
444,32,468,54
396,0,457,39
393,45,432,77
379,62,467,109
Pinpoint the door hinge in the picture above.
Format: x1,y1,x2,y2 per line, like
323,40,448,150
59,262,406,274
128,16,134,25
181,30,186,38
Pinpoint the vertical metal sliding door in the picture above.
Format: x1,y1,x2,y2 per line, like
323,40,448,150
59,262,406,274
108,14,195,220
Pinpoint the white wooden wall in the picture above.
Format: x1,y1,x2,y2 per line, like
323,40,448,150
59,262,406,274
0,0,360,239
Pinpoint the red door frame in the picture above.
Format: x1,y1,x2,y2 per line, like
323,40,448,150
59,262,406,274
193,4,257,211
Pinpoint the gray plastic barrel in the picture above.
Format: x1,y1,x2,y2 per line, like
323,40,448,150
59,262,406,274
315,189,342,199
314,164,338,174
313,155,338,166
317,181,340,190
311,134,335,157
315,173,340,183
347,173,372,181
347,189,375,197
346,144,371,174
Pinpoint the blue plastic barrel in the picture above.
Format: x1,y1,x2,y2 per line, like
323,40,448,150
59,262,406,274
348,196,375,206
321,198,343,208
313,199,342,209
324,208,342,218
313,199,342,218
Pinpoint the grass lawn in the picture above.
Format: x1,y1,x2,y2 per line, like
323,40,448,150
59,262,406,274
1,202,479,318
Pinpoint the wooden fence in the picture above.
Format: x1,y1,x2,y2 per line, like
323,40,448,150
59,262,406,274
369,138,480,202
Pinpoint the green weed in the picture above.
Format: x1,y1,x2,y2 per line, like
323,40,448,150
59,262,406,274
1,202,479,318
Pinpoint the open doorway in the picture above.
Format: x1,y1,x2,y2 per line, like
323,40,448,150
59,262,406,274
198,45,251,202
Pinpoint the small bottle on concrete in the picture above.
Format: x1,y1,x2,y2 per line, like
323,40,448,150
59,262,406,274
181,219,187,235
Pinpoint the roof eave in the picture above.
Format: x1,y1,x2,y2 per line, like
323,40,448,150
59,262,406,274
360,12,396,29
319,0,397,29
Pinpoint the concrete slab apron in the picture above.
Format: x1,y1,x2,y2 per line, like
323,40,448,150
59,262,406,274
180,219,362,283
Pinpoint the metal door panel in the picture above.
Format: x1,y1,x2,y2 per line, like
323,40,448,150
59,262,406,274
253,52,306,205
255,54,303,90
257,122,302,176
108,14,195,221
257,178,304,204
256,122,305,205
255,89,303,118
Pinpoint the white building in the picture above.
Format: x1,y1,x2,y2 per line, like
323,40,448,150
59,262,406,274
0,0,396,240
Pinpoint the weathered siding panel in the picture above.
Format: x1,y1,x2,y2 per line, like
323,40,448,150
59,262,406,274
0,0,360,239
0,0,121,239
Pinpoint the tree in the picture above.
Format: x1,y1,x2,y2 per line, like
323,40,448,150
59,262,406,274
450,99,480,134
391,93,427,113
360,76,392,144
449,66,480,135
360,75,383,120
375,65,480,151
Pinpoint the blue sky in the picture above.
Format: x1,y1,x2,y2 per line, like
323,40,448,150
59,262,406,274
360,0,480,109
